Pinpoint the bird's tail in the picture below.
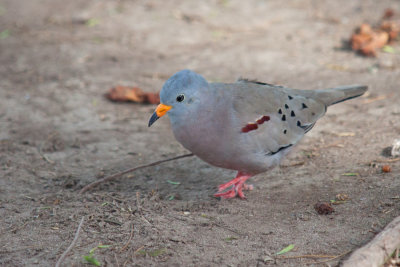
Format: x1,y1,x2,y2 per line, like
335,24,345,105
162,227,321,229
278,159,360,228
313,85,368,106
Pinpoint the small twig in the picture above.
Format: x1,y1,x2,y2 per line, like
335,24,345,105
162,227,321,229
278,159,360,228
306,250,351,265
371,158,400,164
133,245,145,255
113,252,120,267
120,224,135,252
277,254,337,260
79,153,194,194
55,216,85,267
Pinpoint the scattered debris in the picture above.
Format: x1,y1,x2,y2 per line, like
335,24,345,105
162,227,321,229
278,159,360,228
276,244,295,255
382,165,392,173
335,193,349,201
79,153,193,194
331,193,350,205
350,9,400,57
137,248,166,257
392,139,400,157
105,85,160,104
314,202,335,215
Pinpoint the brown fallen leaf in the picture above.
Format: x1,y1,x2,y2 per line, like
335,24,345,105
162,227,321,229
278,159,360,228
351,24,389,57
350,9,400,57
380,21,400,42
314,202,335,215
383,8,395,20
105,85,159,104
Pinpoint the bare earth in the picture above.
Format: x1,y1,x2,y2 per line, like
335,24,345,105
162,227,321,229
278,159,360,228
1,0,400,266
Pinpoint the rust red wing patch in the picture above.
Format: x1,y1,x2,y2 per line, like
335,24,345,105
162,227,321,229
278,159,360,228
256,116,270,124
242,115,270,133
241,123,258,133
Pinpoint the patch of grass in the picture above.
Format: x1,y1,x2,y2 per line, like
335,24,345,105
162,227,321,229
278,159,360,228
86,18,100,27
0,29,10,39
137,248,166,257
224,236,238,242
83,244,111,266
341,172,359,176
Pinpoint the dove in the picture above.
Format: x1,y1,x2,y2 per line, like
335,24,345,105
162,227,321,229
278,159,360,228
148,70,367,199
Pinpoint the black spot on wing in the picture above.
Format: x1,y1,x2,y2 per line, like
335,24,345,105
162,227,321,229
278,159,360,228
267,144,293,156
281,115,286,121
288,95,293,100
291,110,295,117
302,103,308,109
297,120,315,133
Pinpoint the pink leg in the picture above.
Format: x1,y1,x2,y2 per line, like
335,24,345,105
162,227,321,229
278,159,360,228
214,172,253,199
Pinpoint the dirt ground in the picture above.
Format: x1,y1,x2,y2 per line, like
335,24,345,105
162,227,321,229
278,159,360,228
0,0,400,266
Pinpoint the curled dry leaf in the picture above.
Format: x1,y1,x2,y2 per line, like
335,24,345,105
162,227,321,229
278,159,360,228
351,24,389,57
314,202,335,215
350,9,400,57
335,193,349,201
105,85,160,104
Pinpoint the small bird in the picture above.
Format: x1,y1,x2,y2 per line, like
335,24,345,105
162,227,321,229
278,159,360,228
148,70,367,199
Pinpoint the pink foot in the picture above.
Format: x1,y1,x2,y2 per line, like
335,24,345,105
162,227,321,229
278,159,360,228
214,172,253,199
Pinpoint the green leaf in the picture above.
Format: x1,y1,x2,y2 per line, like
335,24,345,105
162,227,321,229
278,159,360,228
382,45,396,54
168,195,175,200
83,255,101,266
167,180,180,185
138,248,166,257
0,29,10,39
224,236,238,242
276,244,294,255
86,18,100,27
341,172,359,176
97,245,111,249
148,248,166,257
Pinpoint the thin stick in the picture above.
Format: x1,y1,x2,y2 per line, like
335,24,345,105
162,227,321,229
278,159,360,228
370,158,400,163
308,250,351,264
120,224,135,252
55,216,85,267
79,153,194,194
277,254,337,260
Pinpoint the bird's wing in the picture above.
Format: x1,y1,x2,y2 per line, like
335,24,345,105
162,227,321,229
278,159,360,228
220,81,327,155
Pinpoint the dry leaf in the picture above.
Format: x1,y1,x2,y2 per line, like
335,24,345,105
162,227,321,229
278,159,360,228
383,8,395,19
349,10,400,57
105,85,160,104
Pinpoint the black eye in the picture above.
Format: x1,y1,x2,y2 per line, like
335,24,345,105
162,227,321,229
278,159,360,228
176,94,185,102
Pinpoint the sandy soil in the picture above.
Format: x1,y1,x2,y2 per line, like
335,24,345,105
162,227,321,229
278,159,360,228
0,0,399,266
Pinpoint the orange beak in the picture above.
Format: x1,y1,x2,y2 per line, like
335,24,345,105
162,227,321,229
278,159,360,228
148,103,172,127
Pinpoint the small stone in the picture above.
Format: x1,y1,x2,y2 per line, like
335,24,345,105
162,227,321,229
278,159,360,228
382,165,391,173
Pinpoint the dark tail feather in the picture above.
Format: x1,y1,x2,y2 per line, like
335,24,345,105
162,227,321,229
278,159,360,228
315,85,368,106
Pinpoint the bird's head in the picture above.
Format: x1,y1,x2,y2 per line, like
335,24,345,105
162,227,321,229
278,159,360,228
148,69,209,127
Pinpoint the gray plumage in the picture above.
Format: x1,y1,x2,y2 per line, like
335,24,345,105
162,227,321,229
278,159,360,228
149,70,367,199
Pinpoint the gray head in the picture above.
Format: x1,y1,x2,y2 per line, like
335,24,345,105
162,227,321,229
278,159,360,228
148,69,209,127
